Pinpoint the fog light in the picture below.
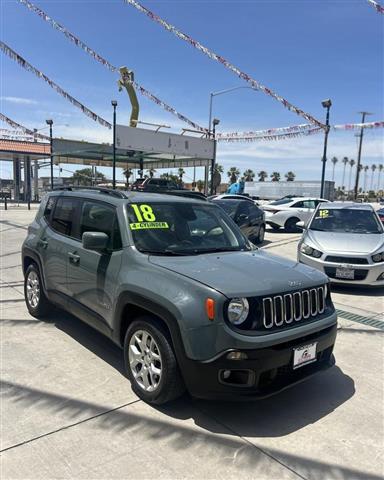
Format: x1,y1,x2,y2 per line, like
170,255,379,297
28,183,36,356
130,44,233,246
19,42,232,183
222,370,231,379
377,272,384,281
226,351,248,360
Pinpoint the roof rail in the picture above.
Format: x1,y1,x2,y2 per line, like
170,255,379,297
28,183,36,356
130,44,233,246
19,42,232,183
53,186,128,199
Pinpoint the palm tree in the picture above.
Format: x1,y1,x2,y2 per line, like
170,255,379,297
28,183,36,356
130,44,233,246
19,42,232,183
348,159,355,192
178,167,186,186
363,165,369,192
341,157,349,189
243,169,255,181
122,168,133,187
258,170,268,182
146,167,156,178
370,164,377,191
285,171,296,182
331,157,338,182
213,163,224,174
196,180,205,192
378,164,383,190
227,167,240,184
270,172,281,182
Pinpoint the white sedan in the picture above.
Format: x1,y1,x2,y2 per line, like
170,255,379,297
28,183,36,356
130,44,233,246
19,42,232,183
263,197,329,232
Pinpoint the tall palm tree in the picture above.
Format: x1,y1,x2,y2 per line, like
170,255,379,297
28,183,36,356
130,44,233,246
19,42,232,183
348,159,355,192
285,171,296,182
243,169,255,181
122,168,133,187
196,180,205,192
363,165,369,192
146,167,156,178
330,157,338,181
378,164,383,190
370,164,377,191
341,157,349,189
213,163,224,174
227,167,240,184
258,170,268,182
270,172,281,182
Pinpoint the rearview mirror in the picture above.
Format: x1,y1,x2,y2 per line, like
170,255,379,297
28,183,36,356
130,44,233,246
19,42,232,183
296,221,306,229
82,232,109,251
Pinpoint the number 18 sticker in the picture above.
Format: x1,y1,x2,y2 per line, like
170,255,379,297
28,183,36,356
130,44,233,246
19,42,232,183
129,204,169,230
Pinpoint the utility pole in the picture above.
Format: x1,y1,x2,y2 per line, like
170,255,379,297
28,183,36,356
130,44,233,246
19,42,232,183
354,111,372,199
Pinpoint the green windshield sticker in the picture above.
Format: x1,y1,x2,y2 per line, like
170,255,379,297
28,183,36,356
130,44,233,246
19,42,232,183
130,221,169,230
318,209,329,218
131,204,156,222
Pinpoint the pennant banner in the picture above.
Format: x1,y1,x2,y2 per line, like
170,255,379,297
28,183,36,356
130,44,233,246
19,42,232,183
217,128,323,143
367,0,384,13
0,112,50,140
333,121,384,130
217,124,314,139
0,42,112,129
124,0,325,129
17,0,207,133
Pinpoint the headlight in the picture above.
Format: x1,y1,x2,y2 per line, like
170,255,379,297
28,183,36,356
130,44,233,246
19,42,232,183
372,252,384,263
227,297,249,325
300,243,322,258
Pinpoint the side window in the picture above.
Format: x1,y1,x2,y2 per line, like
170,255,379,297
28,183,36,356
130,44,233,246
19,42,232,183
51,197,77,237
237,202,250,217
303,200,316,209
291,201,304,208
80,201,122,250
44,196,56,224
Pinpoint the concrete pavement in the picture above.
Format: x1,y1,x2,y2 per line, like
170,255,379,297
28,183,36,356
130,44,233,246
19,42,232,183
1,206,383,479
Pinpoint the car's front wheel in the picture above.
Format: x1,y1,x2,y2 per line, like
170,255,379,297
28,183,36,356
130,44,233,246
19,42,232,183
284,217,300,233
124,317,185,404
24,263,53,317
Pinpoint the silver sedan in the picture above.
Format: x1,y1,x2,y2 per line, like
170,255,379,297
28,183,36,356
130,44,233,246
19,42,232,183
297,202,384,286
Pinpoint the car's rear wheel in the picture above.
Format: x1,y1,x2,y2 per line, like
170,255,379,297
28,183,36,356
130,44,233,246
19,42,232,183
24,264,53,317
255,224,265,244
284,217,300,233
124,317,185,404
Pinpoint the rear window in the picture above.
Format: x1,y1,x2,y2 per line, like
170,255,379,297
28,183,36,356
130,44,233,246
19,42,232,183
51,197,77,237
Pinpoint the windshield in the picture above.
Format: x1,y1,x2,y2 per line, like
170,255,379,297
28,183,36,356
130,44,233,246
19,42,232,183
310,208,383,234
127,202,248,255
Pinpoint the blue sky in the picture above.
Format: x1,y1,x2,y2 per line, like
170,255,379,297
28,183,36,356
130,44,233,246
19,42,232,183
1,0,383,187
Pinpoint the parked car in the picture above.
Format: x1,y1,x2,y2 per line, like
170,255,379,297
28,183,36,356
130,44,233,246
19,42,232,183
376,208,384,224
212,194,258,204
23,187,337,404
263,197,329,232
131,177,179,191
213,198,266,243
298,202,384,286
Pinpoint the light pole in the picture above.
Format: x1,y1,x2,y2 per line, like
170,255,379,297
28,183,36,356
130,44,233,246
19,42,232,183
111,100,117,189
46,119,53,190
208,86,254,134
320,99,332,199
353,111,372,200
210,118,220,195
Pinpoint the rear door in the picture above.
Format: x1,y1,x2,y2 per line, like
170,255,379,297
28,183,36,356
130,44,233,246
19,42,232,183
66,199,123,328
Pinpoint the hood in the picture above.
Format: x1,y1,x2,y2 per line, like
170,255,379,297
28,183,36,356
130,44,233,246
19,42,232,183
305,230,384,254
149,250,326,298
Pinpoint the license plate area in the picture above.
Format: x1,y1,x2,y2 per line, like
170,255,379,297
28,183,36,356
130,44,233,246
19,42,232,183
293,342,317,369
335,267,354,279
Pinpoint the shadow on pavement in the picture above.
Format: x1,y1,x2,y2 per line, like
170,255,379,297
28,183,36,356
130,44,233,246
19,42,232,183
331,284,384,297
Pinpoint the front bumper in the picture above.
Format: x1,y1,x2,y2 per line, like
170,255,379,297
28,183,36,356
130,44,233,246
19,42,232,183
179,323,337,400
298,252,384,286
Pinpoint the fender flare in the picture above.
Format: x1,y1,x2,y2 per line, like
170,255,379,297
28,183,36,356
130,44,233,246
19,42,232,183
22,247,48,294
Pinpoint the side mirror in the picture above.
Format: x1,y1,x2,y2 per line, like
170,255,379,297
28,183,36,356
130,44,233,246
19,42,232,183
82,232,109,251
296,221,306,229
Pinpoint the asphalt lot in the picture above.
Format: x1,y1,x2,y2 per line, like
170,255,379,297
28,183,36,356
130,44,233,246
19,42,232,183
1,205,383,480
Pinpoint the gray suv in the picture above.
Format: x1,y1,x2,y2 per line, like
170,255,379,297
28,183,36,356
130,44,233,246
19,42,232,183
22,187,337,404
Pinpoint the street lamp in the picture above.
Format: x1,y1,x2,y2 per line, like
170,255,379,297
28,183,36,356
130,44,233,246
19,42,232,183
320,99,332,198
210,118,220,195
111,100,118,189
208,86,255,135
45,119,53,190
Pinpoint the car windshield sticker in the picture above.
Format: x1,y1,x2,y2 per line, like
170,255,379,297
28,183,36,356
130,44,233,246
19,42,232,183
316,209,330,219
129,204,169,230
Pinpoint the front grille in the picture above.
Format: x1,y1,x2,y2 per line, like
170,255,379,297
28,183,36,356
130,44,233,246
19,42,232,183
324,267,368,281
325,255,368,265
262,286,326,329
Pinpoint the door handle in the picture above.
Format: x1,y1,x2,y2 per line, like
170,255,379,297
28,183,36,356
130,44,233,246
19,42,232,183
38,239,48,249
68,252,80,265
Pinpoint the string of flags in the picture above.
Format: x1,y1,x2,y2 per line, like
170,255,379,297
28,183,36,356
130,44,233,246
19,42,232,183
0,112,50,140
367,0,384,13
333,121,384,130
0,41,112,129
124,0,325,130
17,0,207,133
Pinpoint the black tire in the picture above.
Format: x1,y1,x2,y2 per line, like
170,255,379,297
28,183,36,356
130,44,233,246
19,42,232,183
124,316,185,404
284,217,300,233
255,224,265,244
24,263,53,318
270,224,280,231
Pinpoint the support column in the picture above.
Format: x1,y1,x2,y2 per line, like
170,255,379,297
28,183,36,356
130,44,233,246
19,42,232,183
25,156,32,203
33,160,39,201
13,159,21,202
204,164,209,195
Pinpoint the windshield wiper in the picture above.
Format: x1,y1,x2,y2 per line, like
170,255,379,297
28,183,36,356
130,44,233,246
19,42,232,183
193,246,244,254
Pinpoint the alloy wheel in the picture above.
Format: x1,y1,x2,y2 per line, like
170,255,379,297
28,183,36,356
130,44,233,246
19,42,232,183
26,270,40,309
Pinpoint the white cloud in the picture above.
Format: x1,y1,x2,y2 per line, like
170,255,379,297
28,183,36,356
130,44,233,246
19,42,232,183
1,96,38,105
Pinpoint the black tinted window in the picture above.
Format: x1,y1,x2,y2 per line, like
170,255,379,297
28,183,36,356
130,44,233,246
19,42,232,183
51,197,77,237
44,196,56,222
80,201,122,250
